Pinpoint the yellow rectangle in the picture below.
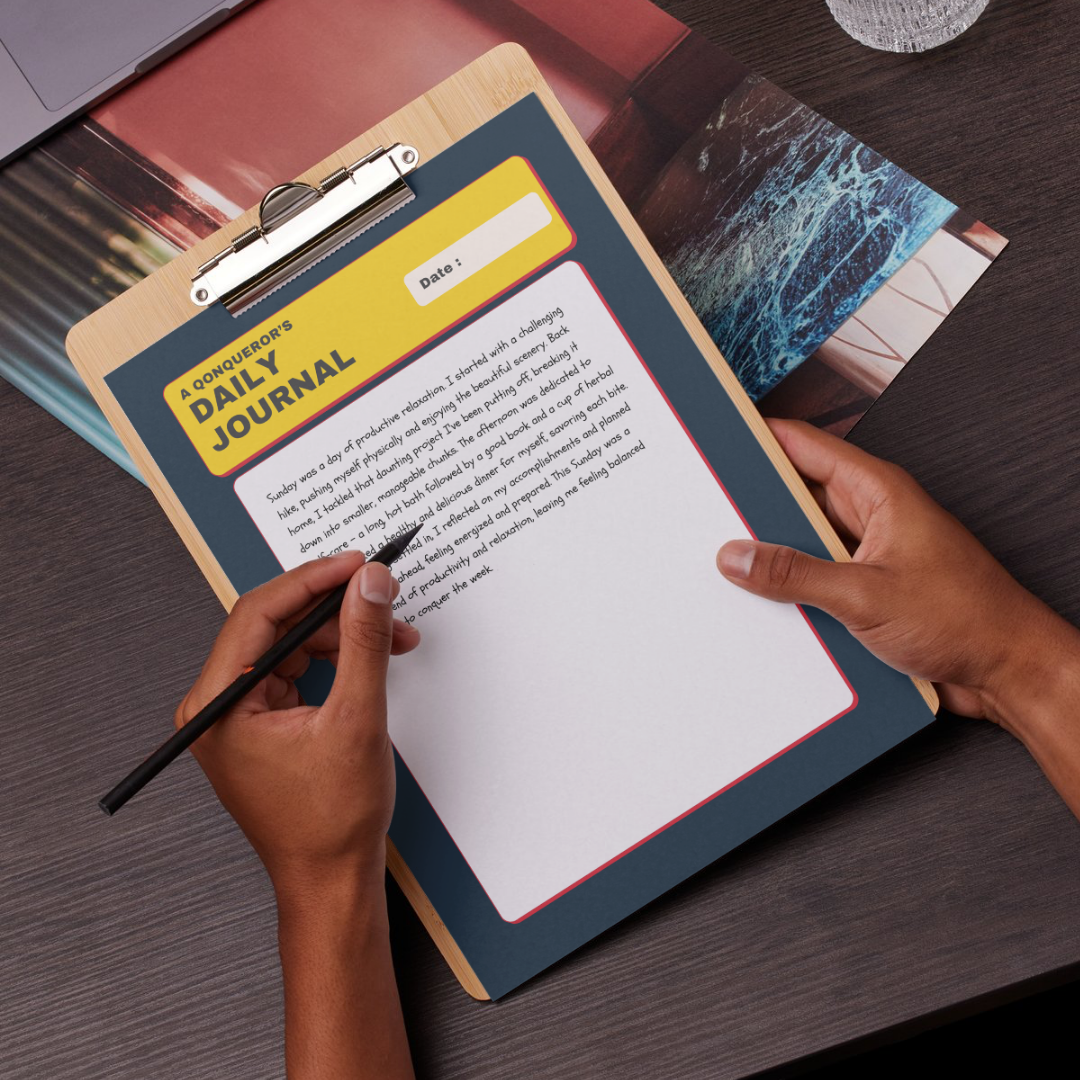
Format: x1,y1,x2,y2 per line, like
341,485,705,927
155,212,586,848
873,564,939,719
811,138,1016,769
164,157,574,476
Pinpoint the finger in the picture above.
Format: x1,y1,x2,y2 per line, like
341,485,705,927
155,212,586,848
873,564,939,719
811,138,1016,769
717,539,883,628
315,617,420,666
766,418,884,485
322,562,397,726
270,648,314,684
231,549,369,652
277,570,400,636
805,479,860,552
274,617,416,682
391,618,421,655
267,577,412,680
272,680,302,712
279,572,402,660
766,419,903,540
188,550,368,711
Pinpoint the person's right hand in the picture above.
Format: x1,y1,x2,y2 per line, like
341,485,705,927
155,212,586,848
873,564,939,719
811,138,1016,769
175,551,418,896
716,420,1080,731
174,552,420,1080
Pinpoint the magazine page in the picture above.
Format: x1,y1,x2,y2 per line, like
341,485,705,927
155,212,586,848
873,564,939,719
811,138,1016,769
0,0,1005,477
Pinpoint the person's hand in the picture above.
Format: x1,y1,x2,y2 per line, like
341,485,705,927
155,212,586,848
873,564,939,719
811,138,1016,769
176,551,420,1078
174,551,420,895
717,419,1078,730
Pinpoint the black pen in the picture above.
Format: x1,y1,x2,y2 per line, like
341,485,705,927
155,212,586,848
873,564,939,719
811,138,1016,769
98,523,422,816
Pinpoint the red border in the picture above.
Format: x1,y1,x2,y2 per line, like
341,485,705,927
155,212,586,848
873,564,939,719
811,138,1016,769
229,202,858,924
168,156,576,478
504,262,856,922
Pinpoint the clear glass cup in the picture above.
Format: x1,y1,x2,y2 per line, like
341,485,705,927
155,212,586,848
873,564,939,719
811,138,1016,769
826,0,989,53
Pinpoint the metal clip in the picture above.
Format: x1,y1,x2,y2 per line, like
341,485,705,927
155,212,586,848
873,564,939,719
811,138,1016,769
190,143,420,315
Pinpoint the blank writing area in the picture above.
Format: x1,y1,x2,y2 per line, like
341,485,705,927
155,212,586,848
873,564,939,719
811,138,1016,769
236,262,855,922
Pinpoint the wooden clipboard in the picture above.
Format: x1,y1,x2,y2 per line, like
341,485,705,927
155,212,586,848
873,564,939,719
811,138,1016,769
67,43,938,1000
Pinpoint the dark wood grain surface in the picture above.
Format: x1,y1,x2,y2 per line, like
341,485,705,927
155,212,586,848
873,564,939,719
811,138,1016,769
3,2,1079,1077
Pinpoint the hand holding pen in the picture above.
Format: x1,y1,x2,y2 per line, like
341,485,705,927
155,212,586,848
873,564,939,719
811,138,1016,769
138,540,420,1077
99,526,420,816
162,545,417,886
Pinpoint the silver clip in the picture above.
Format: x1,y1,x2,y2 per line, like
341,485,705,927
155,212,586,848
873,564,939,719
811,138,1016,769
190,143,420,315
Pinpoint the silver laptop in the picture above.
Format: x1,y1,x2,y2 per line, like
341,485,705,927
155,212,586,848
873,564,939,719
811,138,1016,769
0,0,252,167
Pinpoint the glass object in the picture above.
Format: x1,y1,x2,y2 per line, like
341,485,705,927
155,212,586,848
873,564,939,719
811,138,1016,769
826,0,989,52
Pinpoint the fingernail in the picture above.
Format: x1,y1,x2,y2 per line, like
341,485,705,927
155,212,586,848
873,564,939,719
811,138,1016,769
718,540,756,580
393,618,419,636
329,547,359,559
358,562,393,604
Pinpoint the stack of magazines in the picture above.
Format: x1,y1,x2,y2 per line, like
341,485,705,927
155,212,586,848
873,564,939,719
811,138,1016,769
0,0,1004,478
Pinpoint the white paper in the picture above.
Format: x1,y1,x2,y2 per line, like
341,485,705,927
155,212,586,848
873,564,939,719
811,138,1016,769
235,262,854,922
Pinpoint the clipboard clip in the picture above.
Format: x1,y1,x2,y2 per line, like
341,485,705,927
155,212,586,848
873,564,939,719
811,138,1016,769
190,143,420,315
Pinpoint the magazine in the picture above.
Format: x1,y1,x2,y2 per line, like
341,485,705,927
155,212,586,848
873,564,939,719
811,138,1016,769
0,0,1005,478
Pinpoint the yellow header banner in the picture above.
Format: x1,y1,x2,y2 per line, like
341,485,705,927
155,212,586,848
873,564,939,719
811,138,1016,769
164,157,574,475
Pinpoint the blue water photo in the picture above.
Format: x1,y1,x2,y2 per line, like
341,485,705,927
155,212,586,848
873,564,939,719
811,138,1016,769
636,74,956,401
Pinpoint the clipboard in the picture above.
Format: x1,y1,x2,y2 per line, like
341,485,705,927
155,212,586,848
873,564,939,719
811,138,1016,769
68,45,938,1000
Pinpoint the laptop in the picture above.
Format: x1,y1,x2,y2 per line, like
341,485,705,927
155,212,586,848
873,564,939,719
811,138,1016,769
0,0,252,167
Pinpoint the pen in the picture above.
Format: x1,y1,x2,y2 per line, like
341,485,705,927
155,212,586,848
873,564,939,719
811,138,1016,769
98,523,422,816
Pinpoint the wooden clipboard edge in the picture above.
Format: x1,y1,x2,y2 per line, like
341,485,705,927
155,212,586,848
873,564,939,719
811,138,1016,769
386,839,490,1000
66,42,936,998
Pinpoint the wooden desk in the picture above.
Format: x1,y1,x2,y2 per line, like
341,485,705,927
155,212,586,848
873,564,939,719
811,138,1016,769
2,1,1077,1076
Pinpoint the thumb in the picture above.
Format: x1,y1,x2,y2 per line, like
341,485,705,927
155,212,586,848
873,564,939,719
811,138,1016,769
324,561,396,721
717,539,879,627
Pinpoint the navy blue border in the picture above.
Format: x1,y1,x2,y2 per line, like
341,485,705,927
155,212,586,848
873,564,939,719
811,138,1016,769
109,95,934,999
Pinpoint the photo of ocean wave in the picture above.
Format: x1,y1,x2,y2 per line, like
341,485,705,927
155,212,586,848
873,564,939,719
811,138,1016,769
636,73,957,401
